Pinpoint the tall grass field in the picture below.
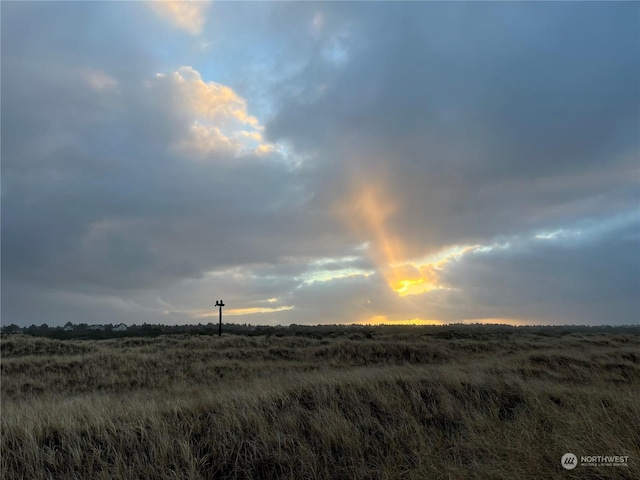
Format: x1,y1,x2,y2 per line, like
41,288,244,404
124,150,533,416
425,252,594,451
2,326,639,479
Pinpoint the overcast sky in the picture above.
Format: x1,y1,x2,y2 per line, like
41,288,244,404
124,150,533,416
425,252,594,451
2,1,639,327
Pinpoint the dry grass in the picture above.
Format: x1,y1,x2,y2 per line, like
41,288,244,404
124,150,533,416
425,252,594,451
1,330,639,479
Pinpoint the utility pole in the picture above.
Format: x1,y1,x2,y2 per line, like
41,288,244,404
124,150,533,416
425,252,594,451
215,300,225,337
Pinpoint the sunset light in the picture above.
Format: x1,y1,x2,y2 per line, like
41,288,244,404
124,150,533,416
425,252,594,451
341,179,477,298
3,1,637,327
363,315,444,326
3,3,637,477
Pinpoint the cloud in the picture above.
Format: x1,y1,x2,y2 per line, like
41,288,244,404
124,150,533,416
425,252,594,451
148,66,273,157
194,305,294,318
1,5,351,325
2,2,638,327
265,1,639,300
81,69,118,92
431,213,640,325
148,0,210,35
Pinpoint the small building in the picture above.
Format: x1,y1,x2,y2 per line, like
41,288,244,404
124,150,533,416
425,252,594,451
64,325,73,332
89,324,105,331
113,323,128,332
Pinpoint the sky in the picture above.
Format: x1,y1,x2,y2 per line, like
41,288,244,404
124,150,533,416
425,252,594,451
2,1,639,327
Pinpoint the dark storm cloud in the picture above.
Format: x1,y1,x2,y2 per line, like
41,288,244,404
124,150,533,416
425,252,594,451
2,91,344,292
257,2,639,325
426,213,640,325
266,2,639,253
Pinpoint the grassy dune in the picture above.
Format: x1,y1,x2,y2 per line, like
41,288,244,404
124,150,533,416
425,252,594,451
1,328,639,479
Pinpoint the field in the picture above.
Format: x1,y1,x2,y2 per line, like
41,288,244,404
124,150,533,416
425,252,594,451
2,326,639,479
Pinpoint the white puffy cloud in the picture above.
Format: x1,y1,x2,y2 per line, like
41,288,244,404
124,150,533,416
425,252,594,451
149,66,275,158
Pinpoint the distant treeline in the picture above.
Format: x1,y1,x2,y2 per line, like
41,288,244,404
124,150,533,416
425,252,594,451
1,321,638,340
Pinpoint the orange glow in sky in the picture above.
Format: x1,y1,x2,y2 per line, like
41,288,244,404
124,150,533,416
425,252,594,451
339,178,459,297
462,318,533,326
191,305,293,318
363,315,445,326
